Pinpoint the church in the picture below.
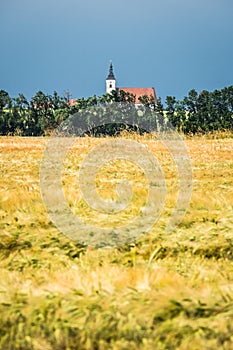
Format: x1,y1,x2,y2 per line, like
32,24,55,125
68,62,157,106
106,62,157,105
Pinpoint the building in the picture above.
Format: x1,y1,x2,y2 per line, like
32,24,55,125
106,62,157,105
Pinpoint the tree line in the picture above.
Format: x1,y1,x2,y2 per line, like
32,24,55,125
0,86,232,136
165,87,233,133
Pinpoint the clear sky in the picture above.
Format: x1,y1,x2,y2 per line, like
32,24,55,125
1,0,233,102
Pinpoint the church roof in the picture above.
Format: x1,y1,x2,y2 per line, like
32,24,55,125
118,87,157,104
106,62,116,80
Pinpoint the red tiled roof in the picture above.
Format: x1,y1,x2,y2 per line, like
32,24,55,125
118,87,157,104
67,99,78,106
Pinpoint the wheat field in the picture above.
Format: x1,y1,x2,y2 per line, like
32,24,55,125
0,134,233,350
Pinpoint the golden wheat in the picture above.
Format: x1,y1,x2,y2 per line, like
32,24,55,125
0,134,233,349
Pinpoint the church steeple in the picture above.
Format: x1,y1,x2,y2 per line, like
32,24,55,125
106,61,116,94
106,62,115,80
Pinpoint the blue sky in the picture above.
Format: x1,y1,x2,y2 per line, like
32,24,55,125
1,0,233,102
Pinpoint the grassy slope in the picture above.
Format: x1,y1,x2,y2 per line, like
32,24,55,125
0,134,233,350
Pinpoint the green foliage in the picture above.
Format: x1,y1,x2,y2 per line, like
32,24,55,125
0,90,11,109
167,87,233,134
60,102,165,137
0,86,233,136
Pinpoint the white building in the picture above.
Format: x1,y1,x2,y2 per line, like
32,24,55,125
106,62,157,105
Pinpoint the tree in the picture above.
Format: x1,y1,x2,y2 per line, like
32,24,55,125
196,90,211,132
50,91,65,110
165,96,177,127
184,89,198,114
183,89,199,133
117,90,136,104
28,91,54,135
0,90,11,110
221,86,233,129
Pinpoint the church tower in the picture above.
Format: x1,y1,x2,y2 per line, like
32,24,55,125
106,61,116,94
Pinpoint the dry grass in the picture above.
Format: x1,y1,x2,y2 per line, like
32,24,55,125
0,133,233,349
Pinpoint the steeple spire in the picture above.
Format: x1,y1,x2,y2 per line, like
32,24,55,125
106,61,115,80
106,60,116,94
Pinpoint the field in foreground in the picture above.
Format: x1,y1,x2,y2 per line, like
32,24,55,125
0,134,233,350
